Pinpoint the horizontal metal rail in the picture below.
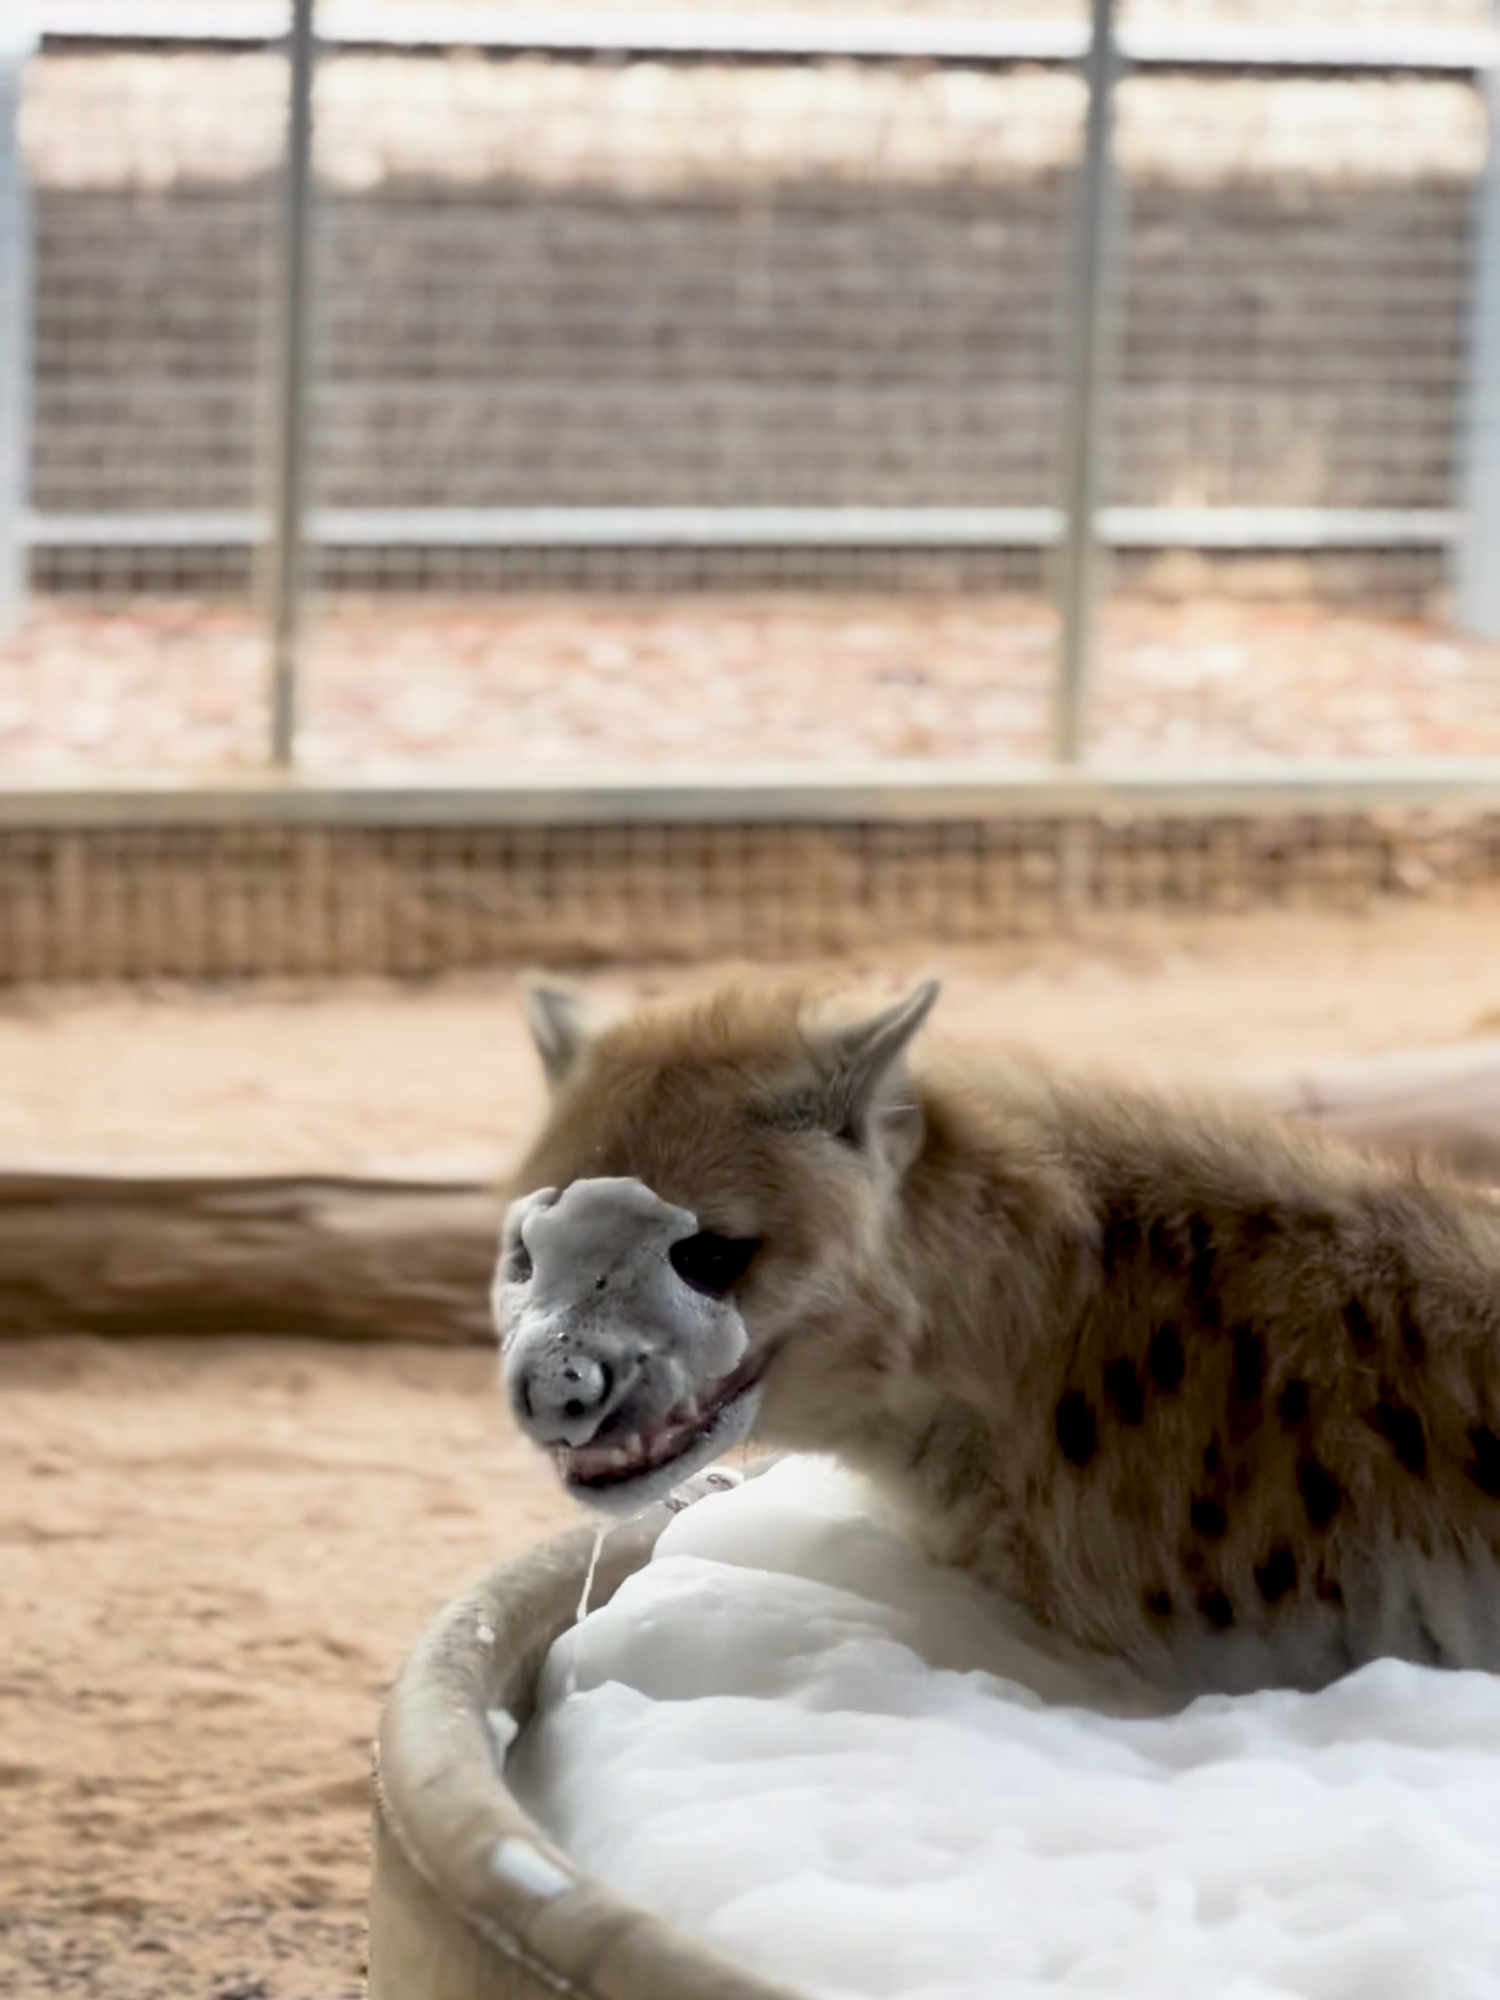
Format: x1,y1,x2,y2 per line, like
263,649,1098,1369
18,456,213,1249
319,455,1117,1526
22,505,1461,552
6,759,1500,830
33,4,1500,74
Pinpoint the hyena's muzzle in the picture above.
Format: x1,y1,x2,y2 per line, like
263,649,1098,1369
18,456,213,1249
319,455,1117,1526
493,1176,766,1512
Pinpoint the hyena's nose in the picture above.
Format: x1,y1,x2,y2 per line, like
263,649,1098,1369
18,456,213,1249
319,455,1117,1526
519,1347,614,1438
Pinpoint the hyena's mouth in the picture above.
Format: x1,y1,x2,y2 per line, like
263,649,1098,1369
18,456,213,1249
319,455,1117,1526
554,1348,769,1498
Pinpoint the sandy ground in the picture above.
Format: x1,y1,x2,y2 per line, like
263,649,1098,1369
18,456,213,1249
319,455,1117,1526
2,596,1497,778
8,900,1500,1997
9,902,1500,1178
0,1336,570,2000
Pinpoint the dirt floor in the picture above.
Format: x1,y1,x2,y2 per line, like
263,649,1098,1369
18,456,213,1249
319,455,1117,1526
8,899,1500,1998
0,1336,568,2000
3,594,1497,777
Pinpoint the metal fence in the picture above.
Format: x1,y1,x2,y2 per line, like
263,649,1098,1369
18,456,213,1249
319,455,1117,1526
2,1,1499,773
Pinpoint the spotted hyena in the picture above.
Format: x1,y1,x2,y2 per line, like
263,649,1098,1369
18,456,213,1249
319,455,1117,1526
495,978,1500,1695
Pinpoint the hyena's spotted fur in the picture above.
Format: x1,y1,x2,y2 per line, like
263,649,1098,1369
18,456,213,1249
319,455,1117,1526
507,980,1500,1694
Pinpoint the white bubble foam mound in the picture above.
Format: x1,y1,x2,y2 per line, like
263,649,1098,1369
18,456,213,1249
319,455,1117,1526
508,1458,1500,2000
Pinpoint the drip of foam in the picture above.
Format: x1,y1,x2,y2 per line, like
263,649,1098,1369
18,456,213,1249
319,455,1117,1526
563,1525,608,1700
576,1524,606,1626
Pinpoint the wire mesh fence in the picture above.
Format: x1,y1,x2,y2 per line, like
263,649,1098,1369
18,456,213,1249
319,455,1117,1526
3,806,1499,981
23,48,283,584
2,0,1499,783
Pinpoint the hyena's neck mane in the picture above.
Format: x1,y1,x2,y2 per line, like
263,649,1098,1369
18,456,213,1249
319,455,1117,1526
790,1067,1102,1482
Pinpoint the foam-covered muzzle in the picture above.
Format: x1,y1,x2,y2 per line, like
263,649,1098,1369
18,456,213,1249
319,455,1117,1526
496,1177,752,1463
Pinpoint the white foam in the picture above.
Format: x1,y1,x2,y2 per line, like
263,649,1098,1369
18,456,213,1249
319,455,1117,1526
510,1457,1500,2000
485,1706,519,1761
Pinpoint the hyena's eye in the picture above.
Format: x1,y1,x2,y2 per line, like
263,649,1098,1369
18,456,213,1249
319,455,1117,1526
669,1232,761,1299
506,1238,534,1284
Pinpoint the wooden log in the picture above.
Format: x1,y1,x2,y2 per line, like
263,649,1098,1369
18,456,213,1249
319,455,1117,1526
1251,1040,1500,1187
4,1040,1500,1344
0,1170,503,1342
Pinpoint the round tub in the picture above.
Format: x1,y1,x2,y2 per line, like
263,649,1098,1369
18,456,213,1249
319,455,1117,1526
369,1512,801,2000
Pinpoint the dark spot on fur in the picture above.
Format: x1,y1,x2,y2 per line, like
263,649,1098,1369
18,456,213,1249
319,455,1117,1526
1198,1585,1235,1629
1231,1326,1265,1403
1465,1426,1500,1498
1202,1437,1222,1477
1103,1357,1145,1426
1145,1588,1173,1618
1227,1324,1266,1445
1148,1325,1185,1392
1190,1496,1227,1538
1367,1400,1427,1478
1314,1567,1344,1607
1147,1217,1181,1269
1298,1458,1341,1530
1344,1296,1384,1360
1255,1546,1297,1603
1342,1296,1377,1356
1240,1205,1280,1250
1186,1215,1222,1328
1399,1301,1426,1365
1100,1204,1141,1278
1278,1379,1309,1429
905,1420,942,1476
1055,1392,1098,1468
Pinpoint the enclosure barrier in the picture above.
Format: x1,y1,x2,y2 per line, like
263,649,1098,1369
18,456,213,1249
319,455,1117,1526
1,771,1500,982
0,11,27,635
4,6,1500,980
6,2,1500,767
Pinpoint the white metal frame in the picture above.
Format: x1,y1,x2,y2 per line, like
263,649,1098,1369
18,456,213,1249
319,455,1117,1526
1457,17,1500,640
0,14,32,638
7,757,1500,830
18,505,1462,551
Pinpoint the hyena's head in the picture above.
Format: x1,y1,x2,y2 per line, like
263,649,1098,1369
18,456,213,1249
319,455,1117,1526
495,978,939,1513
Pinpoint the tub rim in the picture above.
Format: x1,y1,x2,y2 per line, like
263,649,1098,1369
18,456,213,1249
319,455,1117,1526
371,1508,805,2000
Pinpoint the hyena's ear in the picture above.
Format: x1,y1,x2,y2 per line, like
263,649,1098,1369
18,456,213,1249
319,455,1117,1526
522,977,593,1091
817,979,940,1175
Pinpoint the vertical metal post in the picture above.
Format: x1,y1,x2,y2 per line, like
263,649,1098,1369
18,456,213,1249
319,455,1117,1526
1456,25,1500,640
0,21,34,637
1053,0,1121,764
268,0,317,767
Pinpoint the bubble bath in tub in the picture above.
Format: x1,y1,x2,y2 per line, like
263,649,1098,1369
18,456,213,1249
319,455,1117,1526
506,1457,1500,2000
